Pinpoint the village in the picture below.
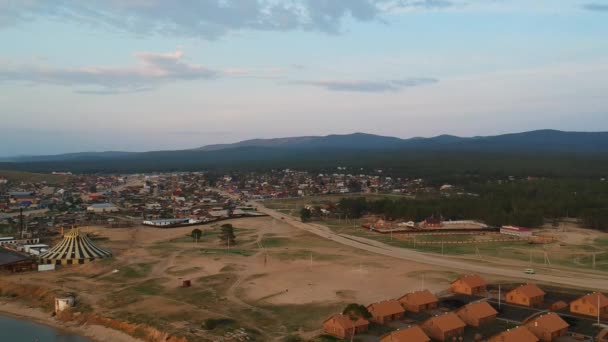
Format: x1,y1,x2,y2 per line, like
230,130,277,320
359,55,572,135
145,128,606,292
1,170,608,341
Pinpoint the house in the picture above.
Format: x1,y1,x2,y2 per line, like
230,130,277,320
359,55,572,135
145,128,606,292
422,217,443,228
488,326,539,342
500,225,533,238
380,326,430,342
322,314,369,340
367,300,405,324
450,274,487,295
455,301,498,327
0,247,37,273
398,290,438,313
86,203,119,213
505,284,545,307
570,292,608,318
420,313,466,342
524,313,569,342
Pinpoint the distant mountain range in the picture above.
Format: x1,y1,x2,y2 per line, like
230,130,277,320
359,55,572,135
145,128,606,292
6,129,607,162
1,130,608,175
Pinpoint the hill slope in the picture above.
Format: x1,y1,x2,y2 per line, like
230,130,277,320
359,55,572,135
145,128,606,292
1,130,608,176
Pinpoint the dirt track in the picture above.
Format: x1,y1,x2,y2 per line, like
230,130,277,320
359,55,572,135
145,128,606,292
246,200,608,291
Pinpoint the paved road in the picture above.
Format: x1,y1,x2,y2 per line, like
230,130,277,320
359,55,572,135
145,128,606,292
216,190,608,291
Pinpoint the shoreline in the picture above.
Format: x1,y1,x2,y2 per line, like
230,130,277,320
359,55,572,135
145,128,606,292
0,300,140,342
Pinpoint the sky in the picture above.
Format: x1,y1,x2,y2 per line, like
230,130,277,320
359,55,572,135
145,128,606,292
1,0,608,156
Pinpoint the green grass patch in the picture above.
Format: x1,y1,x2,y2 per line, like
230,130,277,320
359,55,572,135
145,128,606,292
220,264,239,272
166,266,202,276
260,236,292,248
0,170,69,184
200,248,256,256
270,249,341,261
594,237,608,246
126,278,167,296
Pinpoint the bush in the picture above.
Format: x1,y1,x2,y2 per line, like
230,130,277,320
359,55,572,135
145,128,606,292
202,318,236,330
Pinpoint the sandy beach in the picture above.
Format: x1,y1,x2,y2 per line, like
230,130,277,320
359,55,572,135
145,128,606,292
0,300,140,342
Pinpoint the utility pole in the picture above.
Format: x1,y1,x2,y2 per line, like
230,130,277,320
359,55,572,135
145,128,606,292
593,253,596,270
498,284,502,309
598,293,601,326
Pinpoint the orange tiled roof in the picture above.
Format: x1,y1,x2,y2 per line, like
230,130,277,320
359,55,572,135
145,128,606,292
488,326,539,342
400,290,438,305
425,313,466,332
525,313,569,332
453,274,486,288
367,300,405,317
511,284,545,298
456,301,498,319
381,326,430,342
323,314,369,329
573,292,608,309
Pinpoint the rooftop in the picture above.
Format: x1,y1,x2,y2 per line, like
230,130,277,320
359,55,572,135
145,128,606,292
525,313,569,332
488,326,539,342
0,248,31,266
424,313,466,332
367,300,405,317
510,284,546,298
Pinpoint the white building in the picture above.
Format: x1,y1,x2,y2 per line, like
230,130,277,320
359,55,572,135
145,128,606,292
86,203,119,213
500,225,533,238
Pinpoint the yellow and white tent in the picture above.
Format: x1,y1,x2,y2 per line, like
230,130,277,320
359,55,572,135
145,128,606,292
39,228,112,265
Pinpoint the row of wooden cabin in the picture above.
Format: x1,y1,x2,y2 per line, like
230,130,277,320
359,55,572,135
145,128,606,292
323,274,608,341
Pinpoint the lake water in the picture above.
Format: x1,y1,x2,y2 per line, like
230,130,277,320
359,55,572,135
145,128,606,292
0,315,90,342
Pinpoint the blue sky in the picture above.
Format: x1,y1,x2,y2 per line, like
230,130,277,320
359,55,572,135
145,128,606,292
1,0,607,156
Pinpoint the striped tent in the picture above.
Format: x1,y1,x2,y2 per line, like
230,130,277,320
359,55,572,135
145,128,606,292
39,228,112,265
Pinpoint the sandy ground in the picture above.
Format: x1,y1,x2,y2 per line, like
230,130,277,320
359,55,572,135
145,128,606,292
80,218,455,305
0,301,139,342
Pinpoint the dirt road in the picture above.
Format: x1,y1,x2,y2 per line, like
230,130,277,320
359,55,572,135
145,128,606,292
245,200,608,291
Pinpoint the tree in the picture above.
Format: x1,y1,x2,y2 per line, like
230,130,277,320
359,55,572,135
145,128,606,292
220,224,236,245
300,208,312,222
342,303,372,342
191,228,202,242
